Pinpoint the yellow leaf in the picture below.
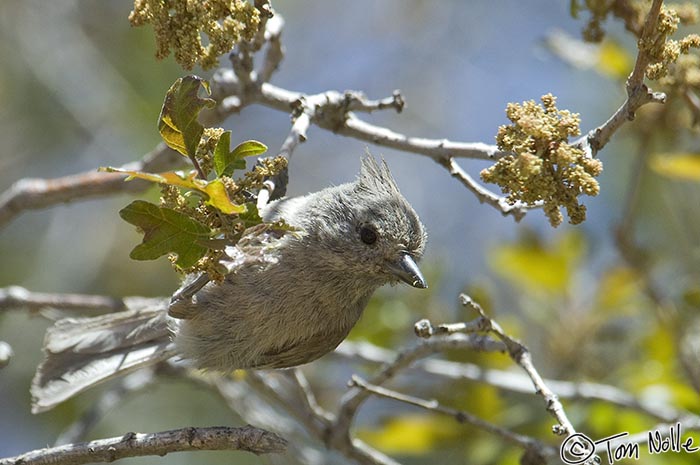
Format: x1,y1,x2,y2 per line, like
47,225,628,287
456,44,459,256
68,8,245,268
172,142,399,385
203,179,246,214
595,266,641,311
356,414,459,455
100,167,246,214
597,40,634,80
489,231,584,294
650,153,700,181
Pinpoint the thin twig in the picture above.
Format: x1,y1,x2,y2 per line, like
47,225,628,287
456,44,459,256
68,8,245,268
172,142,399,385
257,106,311,206
215,372,399,465
437,157,530,220
337,339,695,424
349,375,557,460
245,371,328,438
418,294,577,438
0,426,287,465
339,114,506,161
253,81,507,161
329,334,505,449
284,369,335,424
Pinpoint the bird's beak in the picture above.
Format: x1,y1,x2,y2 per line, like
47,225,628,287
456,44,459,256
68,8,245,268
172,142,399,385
387,252,427,289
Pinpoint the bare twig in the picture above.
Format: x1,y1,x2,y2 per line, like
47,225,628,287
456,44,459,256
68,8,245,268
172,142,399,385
349,375,557,461
437,157,530,220
213,371,398,465
329,334,505,450
283,369,335,424
339,114,506,160
257,14,285,84
245,371,328,438
336,339,698,426
416,294,577,438
254,81,507,161
0,425,287,465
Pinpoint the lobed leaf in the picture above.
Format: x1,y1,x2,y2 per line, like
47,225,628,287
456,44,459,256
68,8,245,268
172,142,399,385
214,132,267,177
158,75,216,159
203,179,246,214
238,202,263,228
119,200,211,268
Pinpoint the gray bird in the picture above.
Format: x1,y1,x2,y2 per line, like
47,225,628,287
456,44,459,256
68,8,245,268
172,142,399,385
31,156,427,413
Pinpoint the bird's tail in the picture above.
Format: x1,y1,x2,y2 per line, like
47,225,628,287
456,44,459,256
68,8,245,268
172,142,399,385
31,298,176,413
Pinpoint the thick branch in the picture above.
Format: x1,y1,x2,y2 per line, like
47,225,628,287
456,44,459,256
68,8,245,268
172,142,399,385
0,426,286,465
254,81,506,162
0,286,127,314
0,144,182,230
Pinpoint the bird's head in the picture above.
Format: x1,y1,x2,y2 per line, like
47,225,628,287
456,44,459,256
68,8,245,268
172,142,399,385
306,156,427,289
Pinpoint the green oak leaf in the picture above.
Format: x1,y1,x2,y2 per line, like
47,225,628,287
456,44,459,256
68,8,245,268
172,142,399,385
119,200,211,268
238,202,263,228
100,167,247,214
214,132,267,177
158,75,216,159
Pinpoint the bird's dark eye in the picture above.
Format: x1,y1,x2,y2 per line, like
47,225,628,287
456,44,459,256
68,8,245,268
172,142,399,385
360,225,378,245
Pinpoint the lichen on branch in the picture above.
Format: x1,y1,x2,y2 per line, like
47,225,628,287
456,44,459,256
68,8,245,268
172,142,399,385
129,0,261,70
481,94,603,227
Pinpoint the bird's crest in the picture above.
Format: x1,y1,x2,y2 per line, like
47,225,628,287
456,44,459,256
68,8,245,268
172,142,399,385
357,155,400,195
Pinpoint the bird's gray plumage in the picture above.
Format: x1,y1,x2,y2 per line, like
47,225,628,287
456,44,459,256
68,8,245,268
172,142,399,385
31,156,427,412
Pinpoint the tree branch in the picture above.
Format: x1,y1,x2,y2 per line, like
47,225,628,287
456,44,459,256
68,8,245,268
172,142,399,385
329,334,505,450
0,286,127,314
437,156,530,220
349,375,557,462
575,0,666,156
336,339,696,425
415,294,578,438
0,426,286,465
0,143,182,230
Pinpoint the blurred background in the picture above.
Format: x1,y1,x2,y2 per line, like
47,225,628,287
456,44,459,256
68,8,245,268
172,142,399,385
1,1,699,464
